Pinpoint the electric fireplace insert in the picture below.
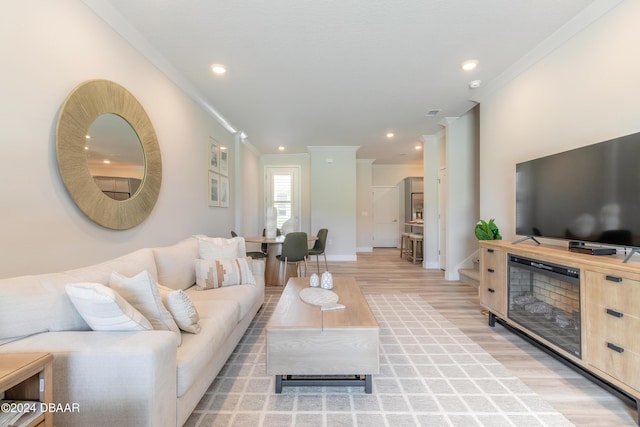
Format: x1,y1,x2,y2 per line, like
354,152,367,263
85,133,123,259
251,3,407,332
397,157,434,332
507,255,581,359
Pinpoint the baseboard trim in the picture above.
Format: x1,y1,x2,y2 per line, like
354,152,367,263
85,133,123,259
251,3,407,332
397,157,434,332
326,255,358,261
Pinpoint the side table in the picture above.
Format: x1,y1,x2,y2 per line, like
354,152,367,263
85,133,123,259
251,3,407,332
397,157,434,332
0,352,53,427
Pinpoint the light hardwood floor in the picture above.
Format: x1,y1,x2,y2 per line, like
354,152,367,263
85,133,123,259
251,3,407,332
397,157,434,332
267,248,637,426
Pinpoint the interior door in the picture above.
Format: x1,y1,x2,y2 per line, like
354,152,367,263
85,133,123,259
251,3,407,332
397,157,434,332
373,186,399,247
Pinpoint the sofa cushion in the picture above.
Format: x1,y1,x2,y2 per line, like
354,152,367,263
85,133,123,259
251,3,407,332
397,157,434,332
153,238,198,290
186,284,262,321
194,257,256,290
157,284,201,334
65,282,153,331
109,271,181,345
196,236,246,260
0,272,93,345
65,248,158,285
176,302,240,397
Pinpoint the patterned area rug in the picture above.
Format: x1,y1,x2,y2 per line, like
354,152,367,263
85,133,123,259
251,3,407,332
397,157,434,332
185,293,574,427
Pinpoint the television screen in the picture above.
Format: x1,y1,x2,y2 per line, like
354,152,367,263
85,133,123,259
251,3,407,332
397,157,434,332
516,131,640,248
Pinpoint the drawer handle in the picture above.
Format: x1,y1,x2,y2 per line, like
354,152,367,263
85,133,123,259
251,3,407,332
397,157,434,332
487,249,494,253
607,342,624,353
487,268,495,273
488,288,495,293
605,275,623,283
606,308,624,318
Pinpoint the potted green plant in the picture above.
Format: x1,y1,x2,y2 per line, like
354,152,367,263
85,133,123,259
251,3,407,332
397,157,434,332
475,218,502,240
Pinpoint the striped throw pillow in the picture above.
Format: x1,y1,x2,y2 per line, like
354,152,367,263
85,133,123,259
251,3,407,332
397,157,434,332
195,257,255,290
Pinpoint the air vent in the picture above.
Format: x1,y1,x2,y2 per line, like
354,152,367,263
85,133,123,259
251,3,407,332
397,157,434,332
425,109,441,117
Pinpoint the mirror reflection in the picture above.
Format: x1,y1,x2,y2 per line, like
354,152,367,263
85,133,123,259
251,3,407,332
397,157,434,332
85,113,145,200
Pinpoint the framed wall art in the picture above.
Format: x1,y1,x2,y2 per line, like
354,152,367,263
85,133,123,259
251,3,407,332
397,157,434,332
208,137,219,172
208,170,220,207
219,147,229,176
220,176,229,208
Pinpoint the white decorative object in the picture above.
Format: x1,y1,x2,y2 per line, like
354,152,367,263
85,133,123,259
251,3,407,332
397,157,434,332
321,303,345,311
309,273,319,287
265,207,277,238
321,272,333,290
299,287,338,306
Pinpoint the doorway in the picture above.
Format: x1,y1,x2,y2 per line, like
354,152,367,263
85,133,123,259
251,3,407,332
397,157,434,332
372,186,399,247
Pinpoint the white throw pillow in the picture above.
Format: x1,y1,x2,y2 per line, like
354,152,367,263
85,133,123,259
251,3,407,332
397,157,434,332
195,257,256,290
65,282,152,331
157,284,201,334
109,271,182,345
196,236,246,260
152,238,198,290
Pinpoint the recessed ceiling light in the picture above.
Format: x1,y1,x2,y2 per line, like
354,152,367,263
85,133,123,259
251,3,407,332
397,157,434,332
415,145,422,150
461,60,478,71
211,64,227,75
386,132,394,138
469,80,482,89
85,135,91,139
103,160,111,164
278,146,285,151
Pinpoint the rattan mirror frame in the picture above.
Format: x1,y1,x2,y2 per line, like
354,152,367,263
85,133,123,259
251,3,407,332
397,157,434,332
56,80,161,230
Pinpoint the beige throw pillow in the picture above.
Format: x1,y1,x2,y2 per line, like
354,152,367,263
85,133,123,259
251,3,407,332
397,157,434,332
109,271,182,346
157,284,201,334
195,257,256,290
65,282,152,331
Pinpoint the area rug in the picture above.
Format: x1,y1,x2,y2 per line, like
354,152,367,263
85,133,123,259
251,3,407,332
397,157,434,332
185,293,574,427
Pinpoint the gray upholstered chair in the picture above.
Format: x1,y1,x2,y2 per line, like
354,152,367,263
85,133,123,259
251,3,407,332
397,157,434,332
308,228,328,273
276,232,309,286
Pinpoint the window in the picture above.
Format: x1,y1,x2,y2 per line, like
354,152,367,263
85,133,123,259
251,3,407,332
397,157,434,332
265,166,300,229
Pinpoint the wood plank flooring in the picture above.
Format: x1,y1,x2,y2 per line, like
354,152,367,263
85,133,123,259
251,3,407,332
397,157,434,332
267,248,637,426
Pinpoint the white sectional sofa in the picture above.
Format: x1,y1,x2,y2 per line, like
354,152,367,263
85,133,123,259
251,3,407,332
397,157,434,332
0,236,265,427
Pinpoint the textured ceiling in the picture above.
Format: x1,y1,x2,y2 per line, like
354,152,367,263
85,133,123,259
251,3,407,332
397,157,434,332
89,0,598,164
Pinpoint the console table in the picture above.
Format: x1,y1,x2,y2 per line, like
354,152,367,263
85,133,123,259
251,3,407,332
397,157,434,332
479,240,640,424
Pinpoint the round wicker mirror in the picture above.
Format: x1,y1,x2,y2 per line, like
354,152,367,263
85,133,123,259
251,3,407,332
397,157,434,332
56,80,161,230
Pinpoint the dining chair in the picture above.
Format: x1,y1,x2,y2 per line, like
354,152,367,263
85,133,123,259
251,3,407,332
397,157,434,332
308,228,328,273
276,232,309,286
231,231,267,259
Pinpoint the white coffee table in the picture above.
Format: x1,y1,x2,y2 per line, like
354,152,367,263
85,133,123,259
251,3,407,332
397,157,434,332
266,276,379,393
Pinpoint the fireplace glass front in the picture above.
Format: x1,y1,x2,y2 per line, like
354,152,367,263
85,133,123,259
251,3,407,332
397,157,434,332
508,255,581,358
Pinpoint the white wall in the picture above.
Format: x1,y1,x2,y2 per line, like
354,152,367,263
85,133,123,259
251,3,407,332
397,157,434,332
479,1,640,242
444,109,480,280
356,159,374,251
236,138,261,235
309,147,358,260
422,134,440,268
0,1,250,277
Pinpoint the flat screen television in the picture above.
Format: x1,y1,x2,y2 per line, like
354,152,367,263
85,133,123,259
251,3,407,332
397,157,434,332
516,130,640,249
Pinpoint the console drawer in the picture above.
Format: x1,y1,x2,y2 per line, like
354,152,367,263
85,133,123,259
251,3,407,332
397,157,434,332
587,332,640,391
480,247,506,316
585,271,640,317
